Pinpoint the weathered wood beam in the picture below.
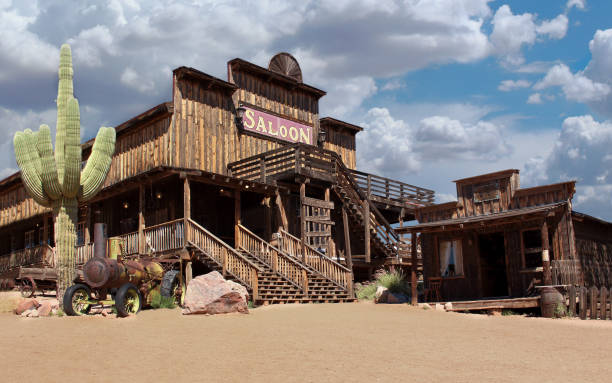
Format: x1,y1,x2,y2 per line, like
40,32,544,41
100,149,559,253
411,231,418,306
342,205,353,270
138,184,145,254
275,190,288,231
300,182,306,263
234,189,241,247
364,200,370,263
541,220,552,285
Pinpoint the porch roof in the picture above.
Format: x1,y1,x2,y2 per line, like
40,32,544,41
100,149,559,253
397,201,567,234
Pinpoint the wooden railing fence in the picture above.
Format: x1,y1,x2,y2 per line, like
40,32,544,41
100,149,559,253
75,243,94,265
567,285,611,320
186,219,261,299
278,228,352,294
551,260,584,286
236,225,308,293
0,245,50,272
144,219,185,253
116,231,139,255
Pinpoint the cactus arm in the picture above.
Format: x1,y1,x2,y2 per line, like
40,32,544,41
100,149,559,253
14,131,50,207
55,44,74,188
62,97,82,198
36,124,63,200
79,127,116,202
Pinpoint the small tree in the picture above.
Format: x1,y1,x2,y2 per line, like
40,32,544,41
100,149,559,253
13,44,116,304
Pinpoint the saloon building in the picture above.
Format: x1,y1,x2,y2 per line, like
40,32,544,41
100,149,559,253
0,53,434,304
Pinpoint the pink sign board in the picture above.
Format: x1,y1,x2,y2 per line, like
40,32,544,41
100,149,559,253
242,106,314,145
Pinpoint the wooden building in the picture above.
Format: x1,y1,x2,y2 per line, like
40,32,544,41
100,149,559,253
398,169,612,306
0,53,434,303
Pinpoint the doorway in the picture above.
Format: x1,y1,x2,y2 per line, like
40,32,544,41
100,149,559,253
478,232,508,297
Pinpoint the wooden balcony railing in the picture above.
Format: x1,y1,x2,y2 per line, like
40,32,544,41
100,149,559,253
116,231,139,255
349,169,435,206
144,219,185,253
186,219,261,299
278,228,352,294
75,243,94,265
0,245,52,273
236,224,308,293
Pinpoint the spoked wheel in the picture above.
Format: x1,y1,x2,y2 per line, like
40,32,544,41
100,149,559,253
19,277,36,298
63,284,92,316
115,283,142,318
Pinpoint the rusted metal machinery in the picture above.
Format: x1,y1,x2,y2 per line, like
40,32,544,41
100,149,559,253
63,223,181,317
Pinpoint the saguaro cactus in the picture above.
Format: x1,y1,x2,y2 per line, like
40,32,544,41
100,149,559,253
13,44,116,303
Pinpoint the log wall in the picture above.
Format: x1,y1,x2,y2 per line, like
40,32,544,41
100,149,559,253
323,128,356,169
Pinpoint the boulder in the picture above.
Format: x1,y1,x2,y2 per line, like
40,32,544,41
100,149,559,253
444,302,453,311
182,271,249,315
387,292,408,304
28,309,39,318
375,286,389,303
435,303,445,311
420,303,432,310
37,302,52,317
21,308,35,317
15,299,39,315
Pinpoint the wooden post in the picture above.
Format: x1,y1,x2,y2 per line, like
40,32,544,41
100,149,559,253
411,231,418,305
42,213,49,245
364,200,370,263
222,248,228,277
84,207,91,244
590,286,598,320
568,285,576,317
264,197,271,242
234,189,241,247
186,261,193,287
183,178,190,248
541,221,552,285
324,188,336,259
342,205,353,269
275,191,289,232
579,286,587,320
138,184,145,254
300,182,306,263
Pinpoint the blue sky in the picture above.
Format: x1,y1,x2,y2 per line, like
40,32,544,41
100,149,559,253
1,0,612,219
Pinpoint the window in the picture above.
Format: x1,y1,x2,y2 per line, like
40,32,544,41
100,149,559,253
439,239,463,277
24,230,37,249
522,229,542,269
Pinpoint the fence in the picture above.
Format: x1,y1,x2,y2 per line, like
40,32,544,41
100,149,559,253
566,285,611,320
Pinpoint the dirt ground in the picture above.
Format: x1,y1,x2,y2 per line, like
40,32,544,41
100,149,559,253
1,300,611,383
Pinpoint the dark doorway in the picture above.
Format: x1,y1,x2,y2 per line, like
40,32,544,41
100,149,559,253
478,232,508,297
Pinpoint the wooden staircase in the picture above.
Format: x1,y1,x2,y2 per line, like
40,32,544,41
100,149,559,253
236,224,354,304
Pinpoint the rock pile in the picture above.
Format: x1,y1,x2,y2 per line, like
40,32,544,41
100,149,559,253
374,286,408,304
182,271,249,315
15,298,60,317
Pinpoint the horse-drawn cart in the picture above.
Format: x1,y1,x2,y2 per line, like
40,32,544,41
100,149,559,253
17,267,57,298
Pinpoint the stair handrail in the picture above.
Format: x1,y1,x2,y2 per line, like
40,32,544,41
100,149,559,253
186,218,261,299
278,228,352,293
236,224,309,293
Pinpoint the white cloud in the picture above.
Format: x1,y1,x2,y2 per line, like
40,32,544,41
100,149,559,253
534,63,610,103
120,67,155,93
527,93,542,104
498,79,531,91
566,0,586,10
415,116,511,161
490,5,568,67
380,78,405,91
525,115,612,219
536,14,568,40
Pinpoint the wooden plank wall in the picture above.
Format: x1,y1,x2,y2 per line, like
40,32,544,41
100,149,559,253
574,218,612,287
173,71,320,175
456,177,512,217
323,128,356,169
0,186,50,228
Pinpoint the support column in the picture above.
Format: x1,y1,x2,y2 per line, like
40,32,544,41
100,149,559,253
275,191,288,232
183,178,190,248
325,187,336,259
300,182,306,263
363,200,370,263
84,206,91,244
541,220,552,285
264,196,271,242
234,189,241,247
411,231,418,305
138,184,146,254
342,205,353,269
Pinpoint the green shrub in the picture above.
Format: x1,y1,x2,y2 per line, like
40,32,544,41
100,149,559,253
553,302,567,318
150,290,177,309
355,269,411,300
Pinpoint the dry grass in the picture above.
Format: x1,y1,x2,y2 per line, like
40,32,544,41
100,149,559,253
0,291,21,313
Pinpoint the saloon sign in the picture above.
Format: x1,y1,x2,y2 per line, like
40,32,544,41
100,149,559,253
242,106,313,145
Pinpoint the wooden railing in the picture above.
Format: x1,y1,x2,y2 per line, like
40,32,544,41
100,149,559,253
75,243,94,265
0,245,50,273
278,228,352,293
144,219,185,253
349,169,435,206
186,219,261,299
566,285,611,320
236,224,308,292
116,231,139,255
552,259,584,286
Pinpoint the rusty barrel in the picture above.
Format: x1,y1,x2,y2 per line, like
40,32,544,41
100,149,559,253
83,257,164,289
540,287,564,318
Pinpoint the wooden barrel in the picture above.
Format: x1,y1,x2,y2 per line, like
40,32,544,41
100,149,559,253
540,287,564,318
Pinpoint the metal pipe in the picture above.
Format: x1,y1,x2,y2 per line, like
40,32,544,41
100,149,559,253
94,222,107,259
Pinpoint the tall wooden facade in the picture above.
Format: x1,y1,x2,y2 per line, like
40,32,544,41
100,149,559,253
0,53,434,297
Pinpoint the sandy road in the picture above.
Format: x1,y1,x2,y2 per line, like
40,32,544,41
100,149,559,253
1,301,611,383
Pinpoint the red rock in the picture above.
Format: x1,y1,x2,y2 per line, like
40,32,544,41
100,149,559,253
15,299,40,315
38,302,52,317
182,271,249,315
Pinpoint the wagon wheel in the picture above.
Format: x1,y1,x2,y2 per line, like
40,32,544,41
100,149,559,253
19,277,36,298
115,283,142,317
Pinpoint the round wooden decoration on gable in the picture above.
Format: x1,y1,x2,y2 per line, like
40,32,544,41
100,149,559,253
268,52,303,83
